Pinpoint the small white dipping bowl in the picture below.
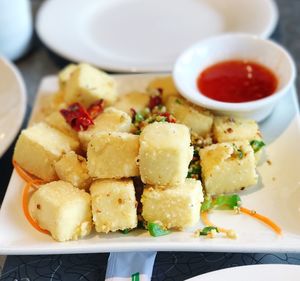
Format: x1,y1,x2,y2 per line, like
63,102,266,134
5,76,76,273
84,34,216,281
173,33,296,122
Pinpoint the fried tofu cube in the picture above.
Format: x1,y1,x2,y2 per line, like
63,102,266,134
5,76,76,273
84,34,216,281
200,141,258,195
113,91,150,115
213,116,259,143
87,132,139,179
38,92,66,119
64,63,117,107
29,181,92,242
58,64,77,90
147,76,180,103
166,96,213,136
141,179,203,229
139,122,193,186
45,111,78,140
213,116,265,164
78,107,132,150
13,123,80,181
90,179,137,233
54,151,91,189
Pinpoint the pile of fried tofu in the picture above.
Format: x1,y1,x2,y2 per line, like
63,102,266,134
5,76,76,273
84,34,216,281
13,63,262,242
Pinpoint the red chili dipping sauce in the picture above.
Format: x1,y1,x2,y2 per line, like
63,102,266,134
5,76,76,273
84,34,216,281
197,60,278,103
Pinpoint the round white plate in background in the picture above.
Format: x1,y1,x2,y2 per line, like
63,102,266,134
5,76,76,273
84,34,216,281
36,0,278,72
0,57,26,158
186,264,300,281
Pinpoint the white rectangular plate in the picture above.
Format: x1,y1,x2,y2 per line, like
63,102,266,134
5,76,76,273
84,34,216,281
1,74,300,255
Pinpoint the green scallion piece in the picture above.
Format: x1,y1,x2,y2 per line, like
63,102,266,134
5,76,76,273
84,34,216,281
237,149,244,159
201,197,214,212
135,112,144,122
250,140,265,153
199,226,219,236
214,194,241,210
148,222,170,237
120,228,131,234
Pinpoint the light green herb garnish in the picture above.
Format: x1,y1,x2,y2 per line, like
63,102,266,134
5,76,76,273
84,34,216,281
201,194,241,212
201,196,213,212
250,140,265,153
214,194,241,210
120,228,131,234
148,222,170,237
134,112,144,122
199,226,219,236
232,143,244,159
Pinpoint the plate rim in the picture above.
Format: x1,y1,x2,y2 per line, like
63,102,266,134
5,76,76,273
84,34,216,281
0,56,27,158
35,0,279,72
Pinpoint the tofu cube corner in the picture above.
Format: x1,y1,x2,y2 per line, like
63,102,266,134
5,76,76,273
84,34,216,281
90,179,137,233
78,107,132,150
54,151,91,190
141,178,203,229
139,122,193,186
200,141,258,195
113,91,150,115
87,132,139,179
13,122,80,181
64,63,118,107
45,110,78,141
146,76,180,103
29,180,92,242
213,116,260,143
166,96,213,136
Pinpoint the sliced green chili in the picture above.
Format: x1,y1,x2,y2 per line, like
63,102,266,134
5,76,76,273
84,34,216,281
199,226,219,236
250,140,265,153
148,222,170,237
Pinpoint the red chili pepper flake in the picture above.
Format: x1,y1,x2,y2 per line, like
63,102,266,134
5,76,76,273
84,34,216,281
60,103,94,131
159,112,176,123
87,99,104,119
148,95,162,110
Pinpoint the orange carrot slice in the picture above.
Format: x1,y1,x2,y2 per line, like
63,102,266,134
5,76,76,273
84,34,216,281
22,182,49,235
13,160,44,184
200,211,228,234
240,206,282,235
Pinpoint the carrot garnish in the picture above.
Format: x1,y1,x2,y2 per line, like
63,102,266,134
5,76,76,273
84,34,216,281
22,182,49,235
200,194,281,237
13,160,42,182
240,206,282,235
13,160,49,235
200,211,232,236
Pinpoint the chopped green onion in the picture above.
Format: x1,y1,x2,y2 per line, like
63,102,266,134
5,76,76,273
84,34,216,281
120,228,131,234
199,226,219,236
201,197,213,212
135,112,144,122
156,116,167,122
175,99,182,104
141,107,150,115
250,140,265,153
148,222,170,237
201,194,241,212
237,149,244,159
214,194,241,210
232,143,244,159
192,165,201,174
